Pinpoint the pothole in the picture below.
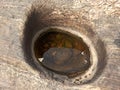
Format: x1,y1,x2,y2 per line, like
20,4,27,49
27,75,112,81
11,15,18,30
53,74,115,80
23,6,106,85
26,26,104,85
33,28,90,78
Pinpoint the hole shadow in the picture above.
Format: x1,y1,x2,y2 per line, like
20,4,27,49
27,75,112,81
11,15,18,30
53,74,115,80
22,6,54,71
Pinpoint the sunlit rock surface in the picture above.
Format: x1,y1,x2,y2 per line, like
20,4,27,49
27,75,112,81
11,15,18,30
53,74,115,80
0,0,120,90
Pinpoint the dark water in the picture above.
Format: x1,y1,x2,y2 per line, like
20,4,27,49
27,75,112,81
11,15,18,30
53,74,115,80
34,30,90,77
34,31,89,58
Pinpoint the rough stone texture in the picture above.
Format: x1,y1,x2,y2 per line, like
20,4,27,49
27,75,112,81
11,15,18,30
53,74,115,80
0,0,120,90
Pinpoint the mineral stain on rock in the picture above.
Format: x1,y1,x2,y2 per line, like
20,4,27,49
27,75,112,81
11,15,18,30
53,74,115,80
34,30,90,77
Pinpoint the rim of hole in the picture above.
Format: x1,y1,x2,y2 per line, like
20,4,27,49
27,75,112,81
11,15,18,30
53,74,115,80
31,26,98,84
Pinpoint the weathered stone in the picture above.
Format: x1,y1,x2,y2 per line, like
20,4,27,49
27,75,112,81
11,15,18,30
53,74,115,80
0,0,120,90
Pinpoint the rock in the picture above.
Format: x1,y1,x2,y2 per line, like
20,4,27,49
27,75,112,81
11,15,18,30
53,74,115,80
0,0,120,89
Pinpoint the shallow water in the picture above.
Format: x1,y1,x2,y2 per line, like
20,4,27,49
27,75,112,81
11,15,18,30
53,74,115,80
34,31,89,58
33,31,91,77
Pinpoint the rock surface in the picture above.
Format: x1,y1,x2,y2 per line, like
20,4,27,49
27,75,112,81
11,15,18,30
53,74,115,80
0,0,120,90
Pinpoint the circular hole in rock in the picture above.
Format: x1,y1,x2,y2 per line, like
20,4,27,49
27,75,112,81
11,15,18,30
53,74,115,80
33,28,91,78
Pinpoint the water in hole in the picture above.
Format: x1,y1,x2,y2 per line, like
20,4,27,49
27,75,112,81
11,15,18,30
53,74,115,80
34,30,90,77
